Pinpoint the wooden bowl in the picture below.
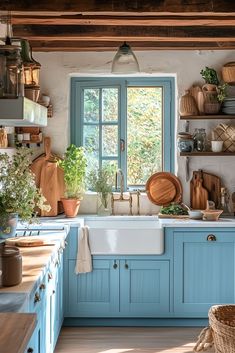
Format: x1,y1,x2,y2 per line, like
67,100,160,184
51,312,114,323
201,209,223,221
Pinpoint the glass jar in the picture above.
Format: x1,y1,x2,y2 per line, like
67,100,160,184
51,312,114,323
0,45,24,98
0,246,22,286
97,192,111,216
193,128,207,152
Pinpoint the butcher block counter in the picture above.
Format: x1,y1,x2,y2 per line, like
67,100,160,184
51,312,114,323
0,313,36,353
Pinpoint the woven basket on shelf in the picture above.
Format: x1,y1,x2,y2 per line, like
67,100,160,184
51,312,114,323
209,305,235,353
213,123,235,152
222,62,235,85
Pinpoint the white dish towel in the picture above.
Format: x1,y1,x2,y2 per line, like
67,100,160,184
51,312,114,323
75,225,92,274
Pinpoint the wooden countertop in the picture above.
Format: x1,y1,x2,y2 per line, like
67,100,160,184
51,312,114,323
0,313,36,353
0,230,67,294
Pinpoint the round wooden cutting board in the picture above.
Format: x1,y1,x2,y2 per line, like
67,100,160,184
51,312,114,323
146,172,183,206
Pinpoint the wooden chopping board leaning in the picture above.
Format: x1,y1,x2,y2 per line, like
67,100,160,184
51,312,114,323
30,136,65,216
190,170,221,210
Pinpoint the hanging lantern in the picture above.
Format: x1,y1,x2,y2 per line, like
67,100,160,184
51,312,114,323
20,39,41,87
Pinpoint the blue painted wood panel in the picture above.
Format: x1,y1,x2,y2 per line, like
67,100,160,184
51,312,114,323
67,259,119,317
174,230,235,317
120,260,170,316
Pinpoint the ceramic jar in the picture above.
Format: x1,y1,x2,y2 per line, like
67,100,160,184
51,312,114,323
177,132,194,152
0,246,22,286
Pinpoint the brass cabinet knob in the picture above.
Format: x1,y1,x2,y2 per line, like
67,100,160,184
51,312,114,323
113,261,118,269
27,348,33,353
34,292,41,303
207,234,217,241
48,272,53,281
39,283,46,290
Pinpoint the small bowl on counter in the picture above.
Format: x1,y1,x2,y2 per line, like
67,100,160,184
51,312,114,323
201,209,224,221
188,210,203,220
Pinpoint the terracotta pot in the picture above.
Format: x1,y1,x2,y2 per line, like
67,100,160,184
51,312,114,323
61,198,80,218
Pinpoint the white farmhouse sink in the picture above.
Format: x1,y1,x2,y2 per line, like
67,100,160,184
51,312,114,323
85,216,164,255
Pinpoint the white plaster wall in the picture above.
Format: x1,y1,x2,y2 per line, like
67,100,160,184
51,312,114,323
34,50,235,213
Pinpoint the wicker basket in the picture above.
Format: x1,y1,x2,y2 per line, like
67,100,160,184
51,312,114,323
209,305,235,353
222,62,235,85
213,123,235,152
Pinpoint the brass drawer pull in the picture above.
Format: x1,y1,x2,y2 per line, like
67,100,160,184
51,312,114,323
34,292,41,303
39,283,46,290
207,234,217,241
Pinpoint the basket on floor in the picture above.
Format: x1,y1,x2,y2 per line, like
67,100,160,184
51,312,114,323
194,305,235,352
209,305,235,353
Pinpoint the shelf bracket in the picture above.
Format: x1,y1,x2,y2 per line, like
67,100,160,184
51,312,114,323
185,120,190,133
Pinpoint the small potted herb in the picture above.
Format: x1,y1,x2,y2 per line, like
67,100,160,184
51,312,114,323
200,66,219,87
0,148,50,239
57,144,87,217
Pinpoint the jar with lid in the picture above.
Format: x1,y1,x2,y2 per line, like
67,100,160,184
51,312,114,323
0,45,24,98
0,246,22,286
193,128,207,152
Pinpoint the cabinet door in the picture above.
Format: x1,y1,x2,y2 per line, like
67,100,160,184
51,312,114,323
67,259,119,317
24,322,40,353
120,260,170,317
174,231,235,317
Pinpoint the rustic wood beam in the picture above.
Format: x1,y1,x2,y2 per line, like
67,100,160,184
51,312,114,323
30,40,235,51
11,14,235,27
12,25,235,42
2,0,235,13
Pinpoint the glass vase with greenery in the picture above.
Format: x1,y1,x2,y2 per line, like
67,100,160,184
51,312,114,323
88,166,113,215
0,148,50,238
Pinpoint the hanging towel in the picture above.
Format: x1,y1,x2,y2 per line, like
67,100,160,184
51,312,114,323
75,225,92,274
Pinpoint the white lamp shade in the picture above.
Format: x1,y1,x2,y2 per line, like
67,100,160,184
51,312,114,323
111,42,140,74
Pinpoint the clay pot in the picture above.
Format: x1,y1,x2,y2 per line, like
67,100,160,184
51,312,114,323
61,198,80,217
179,90,198,116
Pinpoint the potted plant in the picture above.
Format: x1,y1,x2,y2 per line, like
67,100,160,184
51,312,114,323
200,66,220,88
57,144,87,217
88,166,113,216
0,148,50,239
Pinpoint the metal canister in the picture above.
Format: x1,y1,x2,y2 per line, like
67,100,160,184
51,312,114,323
0,246,22,286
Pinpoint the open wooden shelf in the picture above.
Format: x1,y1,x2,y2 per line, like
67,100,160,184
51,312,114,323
180,152,235,156
180,115,235,120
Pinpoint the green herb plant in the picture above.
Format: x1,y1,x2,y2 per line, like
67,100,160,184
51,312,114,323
0,148,50,228
217,83,228,103
88,166,113,209
200,66,220,86
160,203,188,216
57,144,87,199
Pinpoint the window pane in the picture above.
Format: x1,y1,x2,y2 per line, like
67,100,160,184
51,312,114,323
83,125,99,172
102,125,118,157
127,87,162,186
84,88,99,122
102,88,118,122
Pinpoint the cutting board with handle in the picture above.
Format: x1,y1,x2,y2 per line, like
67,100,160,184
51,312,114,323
31,136,65,216
5,236,54,247
190,171,208,210
190,170,221,209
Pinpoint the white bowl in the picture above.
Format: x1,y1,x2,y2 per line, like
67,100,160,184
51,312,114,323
188,210,203,220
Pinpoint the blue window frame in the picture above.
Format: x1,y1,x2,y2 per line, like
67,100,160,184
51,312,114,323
70,77,175,189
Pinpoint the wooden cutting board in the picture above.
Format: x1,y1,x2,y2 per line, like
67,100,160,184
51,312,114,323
5,236,54,247
31,137,65,216
146,172,182,206
190,170,221,209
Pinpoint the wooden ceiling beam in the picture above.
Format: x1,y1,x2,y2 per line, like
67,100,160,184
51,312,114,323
11,14,235,27
12,25,235,42
30,40,235,51
2,0,235,13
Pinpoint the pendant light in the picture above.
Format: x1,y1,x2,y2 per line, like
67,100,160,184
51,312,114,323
111,42,140,74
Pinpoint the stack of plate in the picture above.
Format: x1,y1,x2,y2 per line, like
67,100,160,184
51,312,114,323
222,98,235,115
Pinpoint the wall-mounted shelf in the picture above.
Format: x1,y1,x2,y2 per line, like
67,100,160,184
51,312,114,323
180,115,235,120
180,152,235,156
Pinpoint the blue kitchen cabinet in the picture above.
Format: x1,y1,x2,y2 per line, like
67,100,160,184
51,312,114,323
120,259,170,316
173,228,235,317
24,322,40,353
65,257,170,318
66,258,120,317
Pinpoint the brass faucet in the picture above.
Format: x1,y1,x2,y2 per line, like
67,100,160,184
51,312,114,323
111,169,132,215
